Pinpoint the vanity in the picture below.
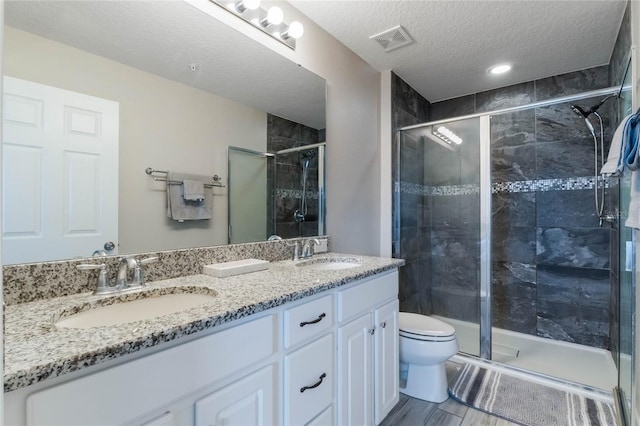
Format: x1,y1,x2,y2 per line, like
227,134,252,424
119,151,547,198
4,252,403,426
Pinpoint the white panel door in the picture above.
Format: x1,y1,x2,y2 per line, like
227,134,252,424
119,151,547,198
374,300,399,424
194,365,277,426
2,76,119,263
338,313,374,426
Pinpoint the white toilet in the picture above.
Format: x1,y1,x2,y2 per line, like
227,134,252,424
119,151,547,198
399,312,458,403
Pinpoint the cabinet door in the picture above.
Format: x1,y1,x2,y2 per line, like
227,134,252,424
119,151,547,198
338,313,374,426
194,365,277,426
374,300,399,424
138,411,175,426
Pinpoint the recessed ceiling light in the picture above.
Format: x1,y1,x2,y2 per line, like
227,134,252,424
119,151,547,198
488,64,512,75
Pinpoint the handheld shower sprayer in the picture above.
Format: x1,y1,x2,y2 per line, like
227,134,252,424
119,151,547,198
569,93,617,226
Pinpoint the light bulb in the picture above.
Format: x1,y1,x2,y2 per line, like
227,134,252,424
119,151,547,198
287,21,304,39
266,6,284,25
242,0,260,9
234,0,260,13
488,64,511,75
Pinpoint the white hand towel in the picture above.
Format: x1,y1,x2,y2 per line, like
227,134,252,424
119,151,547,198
183,179,205,201
601,113,633,176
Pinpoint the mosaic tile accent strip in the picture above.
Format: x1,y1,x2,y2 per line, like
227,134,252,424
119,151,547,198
275,188,319,199
493,176,609,193
396,176,609,196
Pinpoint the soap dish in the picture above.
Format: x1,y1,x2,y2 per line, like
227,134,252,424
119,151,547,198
203,259,269,278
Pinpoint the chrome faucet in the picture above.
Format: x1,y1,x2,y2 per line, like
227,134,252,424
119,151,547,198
301,238,321,259
117,256,139,288
77,255,158,295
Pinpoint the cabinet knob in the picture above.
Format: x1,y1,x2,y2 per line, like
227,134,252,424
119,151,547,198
380,322,387,328
368,328,375,335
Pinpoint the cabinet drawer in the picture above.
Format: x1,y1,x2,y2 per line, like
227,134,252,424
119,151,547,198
307,405,334,426
284,295,334,348
338,270,398,323
284,333,334,426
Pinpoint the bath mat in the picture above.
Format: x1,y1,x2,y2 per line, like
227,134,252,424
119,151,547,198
449,363,616,426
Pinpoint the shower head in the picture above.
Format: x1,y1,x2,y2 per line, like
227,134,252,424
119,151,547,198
570,103,596,137
570,95,615,119
570,104,590,118
300,150,316,168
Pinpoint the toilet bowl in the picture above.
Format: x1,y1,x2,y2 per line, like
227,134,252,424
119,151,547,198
399,312,458,403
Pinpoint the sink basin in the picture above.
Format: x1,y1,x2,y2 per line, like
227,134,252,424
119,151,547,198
297,258,361,271
56,290,216,329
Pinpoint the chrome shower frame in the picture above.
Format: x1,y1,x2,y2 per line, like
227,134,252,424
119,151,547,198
275,142,326,235
395,83,632,365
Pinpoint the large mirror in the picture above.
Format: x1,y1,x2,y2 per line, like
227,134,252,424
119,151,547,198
2,0,326,265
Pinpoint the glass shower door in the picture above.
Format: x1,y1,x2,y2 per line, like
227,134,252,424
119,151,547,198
395,116,491,358
227,146,274,244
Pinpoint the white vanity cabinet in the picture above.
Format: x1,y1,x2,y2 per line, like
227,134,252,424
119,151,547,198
5,269,399,426
337,271,400,426
5,314,281,426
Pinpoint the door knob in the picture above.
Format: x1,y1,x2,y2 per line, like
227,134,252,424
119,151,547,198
104,241,116,251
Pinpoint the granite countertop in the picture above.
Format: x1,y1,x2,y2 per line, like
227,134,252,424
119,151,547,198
4,253,404,392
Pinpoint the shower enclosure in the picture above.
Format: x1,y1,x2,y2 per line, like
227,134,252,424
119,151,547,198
393,83,634,409
227,143,325,244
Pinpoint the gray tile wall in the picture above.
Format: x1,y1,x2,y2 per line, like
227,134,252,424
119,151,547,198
396,64,620,349
267,114,323,239
433,66,613,348
391,73,433,314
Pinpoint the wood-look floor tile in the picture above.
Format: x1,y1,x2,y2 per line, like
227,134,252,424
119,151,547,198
459,408,520,426
425,408,463,426
438,397,469,417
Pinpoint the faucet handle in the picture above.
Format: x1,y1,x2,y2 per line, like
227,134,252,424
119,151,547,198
139,256,159,265
77,263,109,294
132,256,159,286
77,263,105,271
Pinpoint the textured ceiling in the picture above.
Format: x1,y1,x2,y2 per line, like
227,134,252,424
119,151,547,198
291,0,627,102
5,0,326,129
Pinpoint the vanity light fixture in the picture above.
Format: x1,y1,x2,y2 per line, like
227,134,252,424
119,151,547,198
212,0,303,49
433,126,463,145
488,63,512,75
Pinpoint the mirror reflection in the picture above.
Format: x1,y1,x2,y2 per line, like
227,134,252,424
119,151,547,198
2,0,326,265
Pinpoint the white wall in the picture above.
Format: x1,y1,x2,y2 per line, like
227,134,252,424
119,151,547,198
186,0,383,256
4,27,268,255
275,1,382,256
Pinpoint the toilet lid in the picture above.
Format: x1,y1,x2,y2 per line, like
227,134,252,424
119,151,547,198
399,312,456,337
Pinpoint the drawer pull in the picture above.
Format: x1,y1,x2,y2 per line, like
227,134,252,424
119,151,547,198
380,322,387,328
300,313,326,327
300,373,327,393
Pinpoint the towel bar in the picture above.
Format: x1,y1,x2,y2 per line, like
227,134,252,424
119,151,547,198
145,167,225,188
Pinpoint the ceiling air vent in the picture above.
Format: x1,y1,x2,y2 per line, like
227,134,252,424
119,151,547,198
369,25,414,52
